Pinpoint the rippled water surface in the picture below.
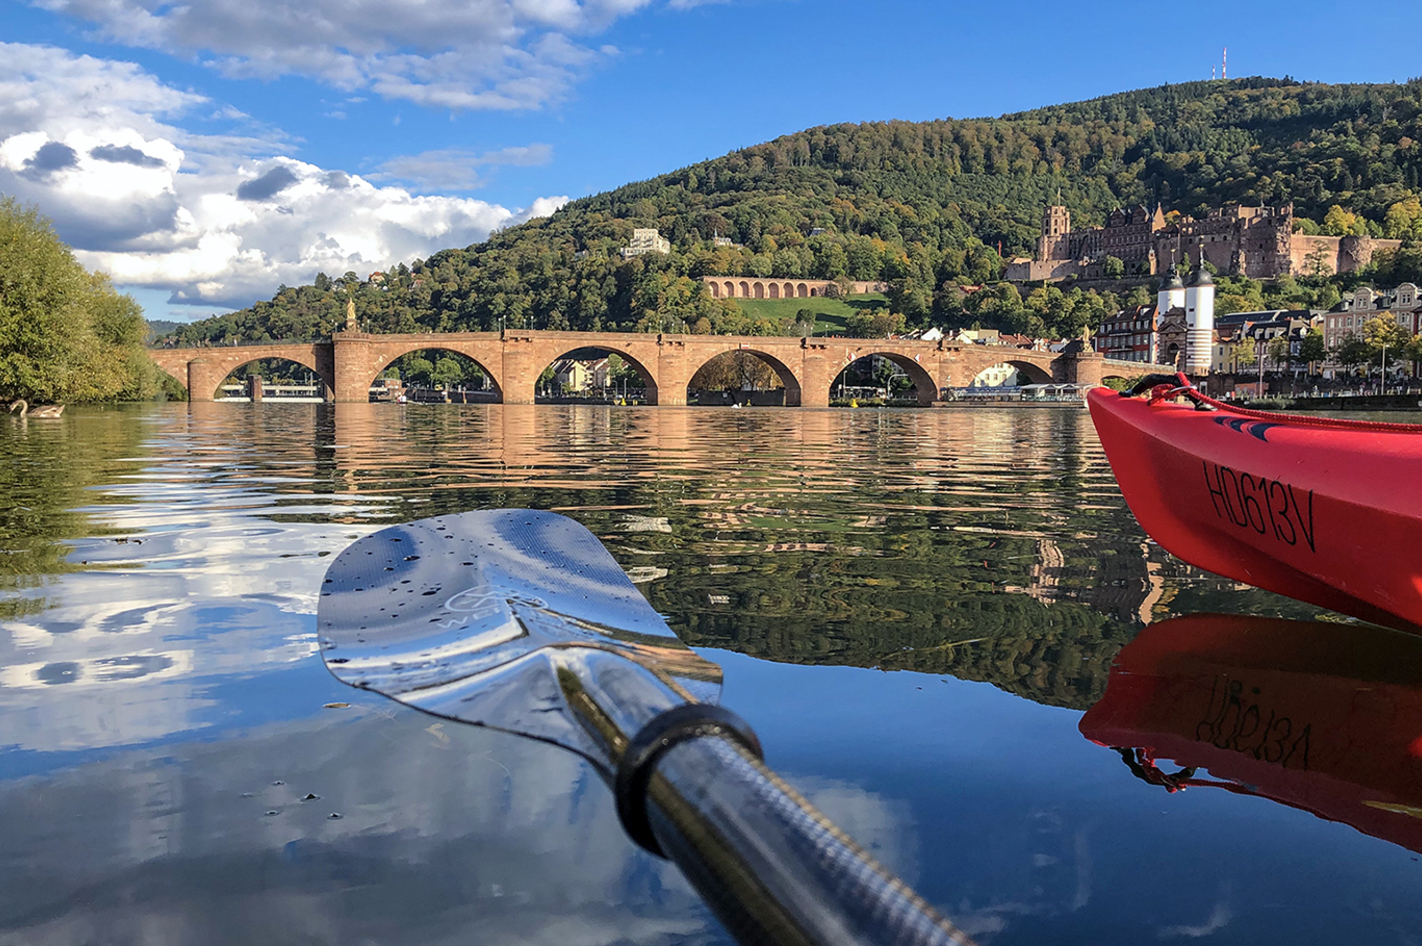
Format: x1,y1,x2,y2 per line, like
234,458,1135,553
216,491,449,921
2,403,1418,944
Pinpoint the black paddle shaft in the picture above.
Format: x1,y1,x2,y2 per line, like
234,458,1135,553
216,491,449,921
630,729,971,946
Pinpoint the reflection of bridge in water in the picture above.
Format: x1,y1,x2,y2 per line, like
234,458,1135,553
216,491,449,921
148,330,1170,406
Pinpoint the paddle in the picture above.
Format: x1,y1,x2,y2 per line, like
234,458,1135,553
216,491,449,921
318,509,971,946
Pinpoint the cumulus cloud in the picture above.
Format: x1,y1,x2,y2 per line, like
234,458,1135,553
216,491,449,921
372,142,553,191
0,43,567,308
31,0,667,110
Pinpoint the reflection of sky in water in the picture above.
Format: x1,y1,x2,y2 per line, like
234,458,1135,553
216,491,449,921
1,404,1420,944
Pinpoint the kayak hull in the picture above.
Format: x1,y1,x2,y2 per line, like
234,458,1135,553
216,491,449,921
1087,387,1422,630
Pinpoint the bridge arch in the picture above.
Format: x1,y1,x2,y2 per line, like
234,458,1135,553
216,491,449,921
685,345,803,407
768,283,780,299
992,359,1054,386
149,362,186,395
536,344,659,404
832,352,938,405
207,353,330,402
367,345,501,400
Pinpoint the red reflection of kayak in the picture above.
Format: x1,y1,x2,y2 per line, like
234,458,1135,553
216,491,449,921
1086,381,1422,630
1081,613,1422,854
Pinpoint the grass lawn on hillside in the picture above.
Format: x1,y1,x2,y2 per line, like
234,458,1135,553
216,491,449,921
730,293,888,335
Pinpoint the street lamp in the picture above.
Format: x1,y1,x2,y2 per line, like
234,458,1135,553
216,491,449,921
1256,337,1266,399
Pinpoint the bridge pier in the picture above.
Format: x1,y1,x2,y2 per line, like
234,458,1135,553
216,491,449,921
500,333,540,404
332,332,383,402
798,341,834,408
1062,352,1105,387
186,358,221,402
653,336,688,406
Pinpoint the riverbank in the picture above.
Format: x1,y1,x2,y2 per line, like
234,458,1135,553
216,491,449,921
1246,394,1422,412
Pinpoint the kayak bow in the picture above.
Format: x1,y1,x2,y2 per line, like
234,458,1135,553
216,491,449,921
1087,382,1422,630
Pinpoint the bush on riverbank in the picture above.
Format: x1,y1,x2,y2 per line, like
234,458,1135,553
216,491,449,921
0,197,160,404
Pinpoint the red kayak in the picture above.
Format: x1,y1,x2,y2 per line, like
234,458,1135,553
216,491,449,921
1081,614,1422,855
1087,377,1422,630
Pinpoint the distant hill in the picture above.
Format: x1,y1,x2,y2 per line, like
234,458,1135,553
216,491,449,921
163,77,1422,348
145,319,180,343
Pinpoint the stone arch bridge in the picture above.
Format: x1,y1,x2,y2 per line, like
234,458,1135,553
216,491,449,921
148,330,1167,407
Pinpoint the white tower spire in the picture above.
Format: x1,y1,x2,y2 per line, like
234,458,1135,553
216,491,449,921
1184,265,1215,376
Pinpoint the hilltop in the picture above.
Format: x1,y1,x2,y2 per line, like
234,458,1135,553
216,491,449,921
164,77,1422,347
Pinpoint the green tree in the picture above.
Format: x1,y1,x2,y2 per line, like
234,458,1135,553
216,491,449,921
1383,197,1422,240
1298,328,1326,371
1322,205,1366,237
1361,315,1411,372
1233,338,1258,369
1266,335,1292,371
402,356,436,385
1403,334,1422,373
0,198,157,403
431,356,465,389
1102,255,1125,279
1336,333,1372,372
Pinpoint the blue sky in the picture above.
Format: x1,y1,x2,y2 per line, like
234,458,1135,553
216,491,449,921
3,0,1420,321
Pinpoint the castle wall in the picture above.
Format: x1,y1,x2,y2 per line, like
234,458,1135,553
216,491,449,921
1005,259,1084,282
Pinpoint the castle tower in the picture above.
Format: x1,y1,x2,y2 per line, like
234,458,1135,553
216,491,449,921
1157,265,1185,315
1183,265,1215,376
1037,205,1071,260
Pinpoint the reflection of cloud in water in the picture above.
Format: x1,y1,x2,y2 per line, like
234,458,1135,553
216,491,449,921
0,705,921,945
941,811,1096,940
1159,895,1232,939
791,777,920,884
1,650,187,688
0,489,378,750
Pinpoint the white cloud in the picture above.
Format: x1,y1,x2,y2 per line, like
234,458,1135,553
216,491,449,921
0,43,567,308
32,0,663,110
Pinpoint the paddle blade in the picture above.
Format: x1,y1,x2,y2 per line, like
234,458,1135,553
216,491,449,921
317,510,721,765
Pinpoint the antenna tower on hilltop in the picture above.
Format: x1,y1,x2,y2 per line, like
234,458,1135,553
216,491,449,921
1223,47,1228,81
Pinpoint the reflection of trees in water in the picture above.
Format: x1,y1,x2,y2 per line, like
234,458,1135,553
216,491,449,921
666,571,1134,711
0,408,149,618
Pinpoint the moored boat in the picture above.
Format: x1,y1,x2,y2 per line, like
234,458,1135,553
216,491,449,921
1087,376,1422,629
1080,613,1422,855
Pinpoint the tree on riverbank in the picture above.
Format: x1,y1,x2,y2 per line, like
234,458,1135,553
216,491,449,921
0,197,159,404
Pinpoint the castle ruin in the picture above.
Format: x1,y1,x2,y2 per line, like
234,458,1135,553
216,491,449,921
1007,203,1401,283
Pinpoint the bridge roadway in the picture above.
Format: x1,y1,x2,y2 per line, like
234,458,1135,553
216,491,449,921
147,329,1168,406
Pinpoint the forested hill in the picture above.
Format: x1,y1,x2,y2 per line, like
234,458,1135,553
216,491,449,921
165,77,1422,346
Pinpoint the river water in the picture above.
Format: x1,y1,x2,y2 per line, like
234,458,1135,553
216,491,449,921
1,403,1418,944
